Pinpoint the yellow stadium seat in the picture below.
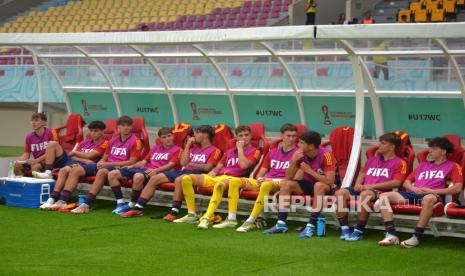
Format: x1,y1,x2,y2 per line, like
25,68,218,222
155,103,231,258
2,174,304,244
75,25,83,32
58,26,67,33
7,27,15,33
159,16,168,22
57,15,65,21
119,23,128,30
33,27,42,33
67,26,75,32
20,22,28,28
42,26,50,33
0,26,6,32
128,23,137,29
443,0,456,13
16,17,24,23
431,8,445,21
397,9,411,22
168,15,177,21
37,22,45,28
83,25,93,32
414,9,428,22
28,11,37,16
16,27,25,33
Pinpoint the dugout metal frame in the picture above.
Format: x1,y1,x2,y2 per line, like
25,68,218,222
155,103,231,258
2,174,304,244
1,23,465,237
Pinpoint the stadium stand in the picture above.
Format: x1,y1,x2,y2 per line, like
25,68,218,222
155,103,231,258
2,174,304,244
0,0,295,33
396,0,465,23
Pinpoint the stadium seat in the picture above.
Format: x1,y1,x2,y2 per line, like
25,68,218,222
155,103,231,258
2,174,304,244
431,8,445,21
443,0,456,13
391,202,445,217
366,130,416,176
170,123,192,147
212,124,234,153
103,118,118,139
321,126,358,184
414,9,428,22
397,10,412,23
130,117,151,161
54,114,86,153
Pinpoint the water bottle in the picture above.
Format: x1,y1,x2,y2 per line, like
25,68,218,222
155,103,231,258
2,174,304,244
78,194,86,205
316,215,326,237
7,162,15,178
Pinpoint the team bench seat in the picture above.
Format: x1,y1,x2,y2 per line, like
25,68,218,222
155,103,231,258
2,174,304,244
391,202,445,217
444,202,465,218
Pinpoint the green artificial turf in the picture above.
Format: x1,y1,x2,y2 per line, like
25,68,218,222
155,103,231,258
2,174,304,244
1,200,465,276
0,146,23,157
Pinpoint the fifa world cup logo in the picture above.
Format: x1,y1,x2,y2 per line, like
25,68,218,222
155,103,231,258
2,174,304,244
82,99,90,116
191,102,200,121
322,105,331,125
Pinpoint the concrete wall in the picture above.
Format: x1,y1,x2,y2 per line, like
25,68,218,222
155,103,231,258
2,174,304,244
0,105,67,147
290,0,346,25
348,0,378,22
0,0,49,22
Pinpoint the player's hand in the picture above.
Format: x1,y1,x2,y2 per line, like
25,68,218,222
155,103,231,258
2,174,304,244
256,177,265,186
409,186,422,194
97,161,107,169
236,140,245,149
146,169,157,177
208,171,217,177
354,183,363,192
299,162,313,174
419,188,436,194
27,159,37,165
187,137,196,146
68,151,76,157
292,150,304,163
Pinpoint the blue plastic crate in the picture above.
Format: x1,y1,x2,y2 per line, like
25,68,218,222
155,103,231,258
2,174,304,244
0,177,55,208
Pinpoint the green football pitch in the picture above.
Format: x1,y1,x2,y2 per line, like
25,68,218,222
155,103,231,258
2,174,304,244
1,200,465,276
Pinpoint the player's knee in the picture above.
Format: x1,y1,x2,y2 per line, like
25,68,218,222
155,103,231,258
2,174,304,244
47,141,59,148
422,195,437,207
314,182,328,194
133,173,145,183
334,188,346,197
58,166,70,175
360,190,374,199
279,180,293,193
108,170,120,180
215,181,226,192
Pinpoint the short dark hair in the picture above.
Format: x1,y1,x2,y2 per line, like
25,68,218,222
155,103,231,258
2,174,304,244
280,123,298,133
299,131,321,148
379,133,401,148
235,125,251,135
88,120,106,130
31,112,47,121
158,127,173,137
194,125,215,141
428,137,454,154
117,115,133,126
